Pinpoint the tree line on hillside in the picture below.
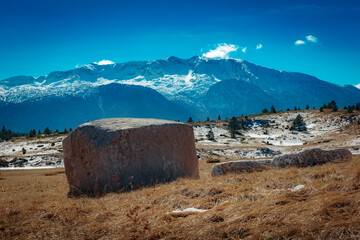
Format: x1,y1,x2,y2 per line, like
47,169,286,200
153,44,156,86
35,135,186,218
187,100,360,123
0,126,24,141
28,127,73,138
190,99,360,140
0,126,73,142
226,113,307,139
343,103,360,113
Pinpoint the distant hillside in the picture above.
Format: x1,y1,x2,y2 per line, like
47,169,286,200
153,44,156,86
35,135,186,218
0,83,189,132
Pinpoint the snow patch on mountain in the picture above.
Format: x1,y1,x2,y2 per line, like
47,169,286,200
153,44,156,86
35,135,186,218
120,71,217,98
0,67,222,103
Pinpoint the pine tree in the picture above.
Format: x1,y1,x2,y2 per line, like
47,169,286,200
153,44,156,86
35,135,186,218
0,126,18,141
270,105,276,113
63,128,68,134
328,100,337,112
290,114,307,131
69,128,73,132
320,106,324,112
28,129,36,138
218,115,221,120
187,117,193,123
332,104,338,112
229,117,240,138
206,128,215,141
306,104,309,110
206,116,210,121
294,106,297,111
329,100,336,108
0,126,6,141
43,127,52,135
286,108,290,111
262,108,269,113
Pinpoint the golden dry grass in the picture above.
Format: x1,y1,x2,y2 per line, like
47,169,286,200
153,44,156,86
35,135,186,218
1,155,360,240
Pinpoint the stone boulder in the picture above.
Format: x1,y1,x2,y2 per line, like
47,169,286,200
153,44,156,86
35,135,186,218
0,159,9,168
272,148,352,168
211,159,272,176
63,118,199,196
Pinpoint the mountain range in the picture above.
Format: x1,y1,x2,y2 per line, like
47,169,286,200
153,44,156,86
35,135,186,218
1,56,360,132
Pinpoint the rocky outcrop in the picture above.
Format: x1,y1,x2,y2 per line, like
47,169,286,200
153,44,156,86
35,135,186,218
211,148,352,176
63,118,199,196
211,159,272,176
0,159,9,168
272,148,352,168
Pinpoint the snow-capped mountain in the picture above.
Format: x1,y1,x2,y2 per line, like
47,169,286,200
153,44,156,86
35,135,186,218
1,56,360,132
0,56,219,103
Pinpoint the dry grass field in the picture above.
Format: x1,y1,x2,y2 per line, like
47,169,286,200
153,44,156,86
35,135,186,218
1,154,360,239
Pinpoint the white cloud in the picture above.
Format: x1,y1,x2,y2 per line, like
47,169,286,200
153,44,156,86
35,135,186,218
256,44,262,50
295,40,306,46
242,47,247,53
306,35,318,43
202,43,238,58
94,60,115,65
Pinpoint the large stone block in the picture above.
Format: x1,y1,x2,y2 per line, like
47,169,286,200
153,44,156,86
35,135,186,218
63,118,199,196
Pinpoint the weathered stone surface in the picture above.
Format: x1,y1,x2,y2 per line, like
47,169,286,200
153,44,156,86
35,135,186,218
211,159,272,176
211,148,352,176
272,148,352,168
63,118,199,196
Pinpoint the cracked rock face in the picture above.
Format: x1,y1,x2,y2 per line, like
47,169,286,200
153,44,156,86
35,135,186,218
63,118,199,196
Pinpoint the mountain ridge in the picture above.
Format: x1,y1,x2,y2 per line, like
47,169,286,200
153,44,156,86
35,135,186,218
1,56,360,131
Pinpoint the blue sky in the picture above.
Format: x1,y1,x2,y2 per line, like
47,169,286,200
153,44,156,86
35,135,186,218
1,0,359,85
